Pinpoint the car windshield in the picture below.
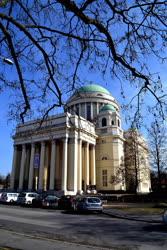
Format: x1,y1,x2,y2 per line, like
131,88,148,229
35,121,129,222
87,198,101,203
28,193,38,197
45,195,58,200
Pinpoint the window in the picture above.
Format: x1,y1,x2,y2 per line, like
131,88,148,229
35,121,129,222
112,120,114,125
102,170,108,187
76,104,79,115
81,103,85,117
102,117,107,127
102,140,106,143
102,156,108,160
87,103,91,121
118,119,120,127
93,103,97,117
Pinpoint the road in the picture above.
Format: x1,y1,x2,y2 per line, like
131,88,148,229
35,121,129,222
0,204,167,250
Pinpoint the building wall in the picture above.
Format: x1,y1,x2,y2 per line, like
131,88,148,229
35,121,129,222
96,135,125,191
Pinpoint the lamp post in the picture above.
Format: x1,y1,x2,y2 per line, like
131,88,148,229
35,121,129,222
0,55,13,65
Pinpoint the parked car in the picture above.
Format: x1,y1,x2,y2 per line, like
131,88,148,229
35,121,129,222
17,192,38,205
42,195,59,209
0,191,3,200
163,210,167,224
58,195,75,210
0,192,19,203
32,193,47,208
73,196,103,213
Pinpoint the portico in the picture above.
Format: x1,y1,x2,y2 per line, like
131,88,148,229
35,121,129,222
11,114,96,195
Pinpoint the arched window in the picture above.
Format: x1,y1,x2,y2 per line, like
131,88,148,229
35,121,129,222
102,117,107,127
112,120,114,125
118,120,120,127
102,156,108,160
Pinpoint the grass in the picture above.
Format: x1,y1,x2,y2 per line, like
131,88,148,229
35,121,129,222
0,247,21,250
110,203,167,215
114,207,164,215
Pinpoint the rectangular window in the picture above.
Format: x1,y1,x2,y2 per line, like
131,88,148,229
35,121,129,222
76,104,79,115
81,103,85,117
87,102,91,121
102,170,108,187
93,103,97,117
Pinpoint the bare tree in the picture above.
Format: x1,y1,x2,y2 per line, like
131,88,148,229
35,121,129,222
0,0,166,123
147,119,167,190
124,129,150,193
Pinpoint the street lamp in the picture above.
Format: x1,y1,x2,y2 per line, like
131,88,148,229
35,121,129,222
0,55,13,65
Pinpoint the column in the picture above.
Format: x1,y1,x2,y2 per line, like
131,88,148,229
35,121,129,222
61,137,68,192
44,144,49,191
28,143,35,190
10,145,17,190
19,144,26,190
68,137,78,192
38,141,45,190
77,139,82,192
90,145,96,186
91,102,93,120
96,102,99,115
49,140,56,190
85,142,89,189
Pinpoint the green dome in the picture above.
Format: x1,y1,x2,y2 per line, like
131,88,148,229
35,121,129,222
78,84,110,95
100,104,116,112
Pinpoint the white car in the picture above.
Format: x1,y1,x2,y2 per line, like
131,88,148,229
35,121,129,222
0,192,19,203
17,192,39,205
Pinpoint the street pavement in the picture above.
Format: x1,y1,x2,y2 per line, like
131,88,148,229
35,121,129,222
0,204,167,250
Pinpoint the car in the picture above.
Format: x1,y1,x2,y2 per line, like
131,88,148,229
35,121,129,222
0,192,19,203
17,192,39,205
32,193,47,207
73,196,103,213
58,195,75,210
163,210,167,224
42,195,59,209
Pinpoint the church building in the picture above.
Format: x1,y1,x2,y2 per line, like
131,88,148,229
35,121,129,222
10,84,151,195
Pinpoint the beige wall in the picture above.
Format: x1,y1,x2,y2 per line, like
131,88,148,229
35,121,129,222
96,135,125,191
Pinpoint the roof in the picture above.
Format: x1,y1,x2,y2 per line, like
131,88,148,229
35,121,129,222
77,84,111,95
100,104,116,112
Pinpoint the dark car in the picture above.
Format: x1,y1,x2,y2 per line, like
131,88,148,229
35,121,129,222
32,193,47,208
42,195,59,209
58,195,75,210
73,196,103,213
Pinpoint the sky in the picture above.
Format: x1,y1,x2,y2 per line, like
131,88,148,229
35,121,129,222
0,1,166,176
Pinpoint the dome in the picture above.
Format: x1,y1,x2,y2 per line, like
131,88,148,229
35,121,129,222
78,84,110,95
100,104,116,112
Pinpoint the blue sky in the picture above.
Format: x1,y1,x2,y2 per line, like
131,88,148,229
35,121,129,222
0,59,166,176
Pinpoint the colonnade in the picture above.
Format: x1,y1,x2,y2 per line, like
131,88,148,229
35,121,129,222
10,137,96,194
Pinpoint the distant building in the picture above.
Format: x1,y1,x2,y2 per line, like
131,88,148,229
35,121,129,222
10,84,151,194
